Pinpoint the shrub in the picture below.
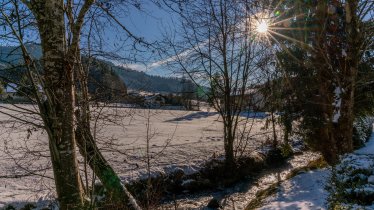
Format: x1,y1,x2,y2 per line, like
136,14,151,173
327,154,374,208
352,117,374,149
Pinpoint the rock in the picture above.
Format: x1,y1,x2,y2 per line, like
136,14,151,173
181,179,196,187
4,205,16,210
171,167,185,182
368,175,374,184
207,198,220,209
20,203,36,210
181,179,197,191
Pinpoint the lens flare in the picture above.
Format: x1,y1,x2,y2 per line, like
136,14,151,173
256,21,269,33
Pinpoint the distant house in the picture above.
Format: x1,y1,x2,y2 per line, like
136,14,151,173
244,88,265,111
1,83,19,100
0,83,44,101
220,88,265,111
144,94,166,107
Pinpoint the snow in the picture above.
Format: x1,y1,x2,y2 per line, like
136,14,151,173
332,87,342,123
356,132,374,155
259,170,330,210
161,151,320,210
337,154,373,172
368,176,374,184
2,103,371,210
0,104,273,209
181,179,195,186
259,132,374,210
342,49,347,57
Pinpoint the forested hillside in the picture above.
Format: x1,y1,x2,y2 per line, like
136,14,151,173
0,45,189,95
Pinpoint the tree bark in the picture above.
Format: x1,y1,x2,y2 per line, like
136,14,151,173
75,111,141,209
313,1,359,164
72,49,141,209
224,120,235,170
27,0,85,209
314,1,340,164
334,1,360,155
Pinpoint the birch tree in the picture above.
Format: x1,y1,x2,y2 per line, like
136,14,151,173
1,0,144,209
17,0,86,208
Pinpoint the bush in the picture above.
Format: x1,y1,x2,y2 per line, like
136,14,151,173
264,145,293,166
327,154,374,208
201,155,265,186
352,117,374,149
280,143,294,158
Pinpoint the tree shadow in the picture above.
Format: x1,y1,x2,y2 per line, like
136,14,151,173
239,111,269,119
265,170,329,210
166,111,218,122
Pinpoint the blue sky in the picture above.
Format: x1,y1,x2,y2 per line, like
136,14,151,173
100,2,178,77
0,1,177,77
123,2,173,42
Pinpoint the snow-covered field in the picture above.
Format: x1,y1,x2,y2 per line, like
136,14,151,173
0,104,271,209
259,132,374,210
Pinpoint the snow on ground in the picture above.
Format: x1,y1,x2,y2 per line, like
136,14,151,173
356,133,374,155
258,133,374,210
0,104,272,209
258,169,330,210
161,151,320,210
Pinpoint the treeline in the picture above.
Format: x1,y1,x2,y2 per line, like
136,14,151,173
113,65,194,94
0,44,191,98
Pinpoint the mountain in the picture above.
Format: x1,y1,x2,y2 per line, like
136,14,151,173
111,66,189,94
0,45,191,94
0,44,42,64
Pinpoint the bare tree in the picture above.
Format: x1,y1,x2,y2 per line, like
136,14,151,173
162,0,267,170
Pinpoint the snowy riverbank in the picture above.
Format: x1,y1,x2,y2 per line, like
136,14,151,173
258,132,374,210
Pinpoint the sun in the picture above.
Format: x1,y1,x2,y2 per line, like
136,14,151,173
256,20,269,33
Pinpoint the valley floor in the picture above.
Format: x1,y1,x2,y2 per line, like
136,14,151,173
2,104,371,210
0,105,271,209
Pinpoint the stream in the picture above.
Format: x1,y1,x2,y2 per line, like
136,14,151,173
160,151,320,210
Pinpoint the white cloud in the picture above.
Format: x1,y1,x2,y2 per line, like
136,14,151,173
122,63,149,72
116,40,208,72
147,40,208,69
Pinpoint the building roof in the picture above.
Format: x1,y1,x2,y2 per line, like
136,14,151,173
5,83,17,93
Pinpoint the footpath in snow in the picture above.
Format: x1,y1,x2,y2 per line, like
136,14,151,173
258,133,374,210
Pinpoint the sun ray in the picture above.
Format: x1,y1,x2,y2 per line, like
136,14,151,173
268,29,313,51
270,27,312,31
246,2,313,53
270,13,306,27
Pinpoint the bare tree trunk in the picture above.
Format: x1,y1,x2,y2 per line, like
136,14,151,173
270,109,278,148
223,86,235,170
224,120,235,170
334,0,360,155
27,0,85,209
73,53,141,209
75,118,141,209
